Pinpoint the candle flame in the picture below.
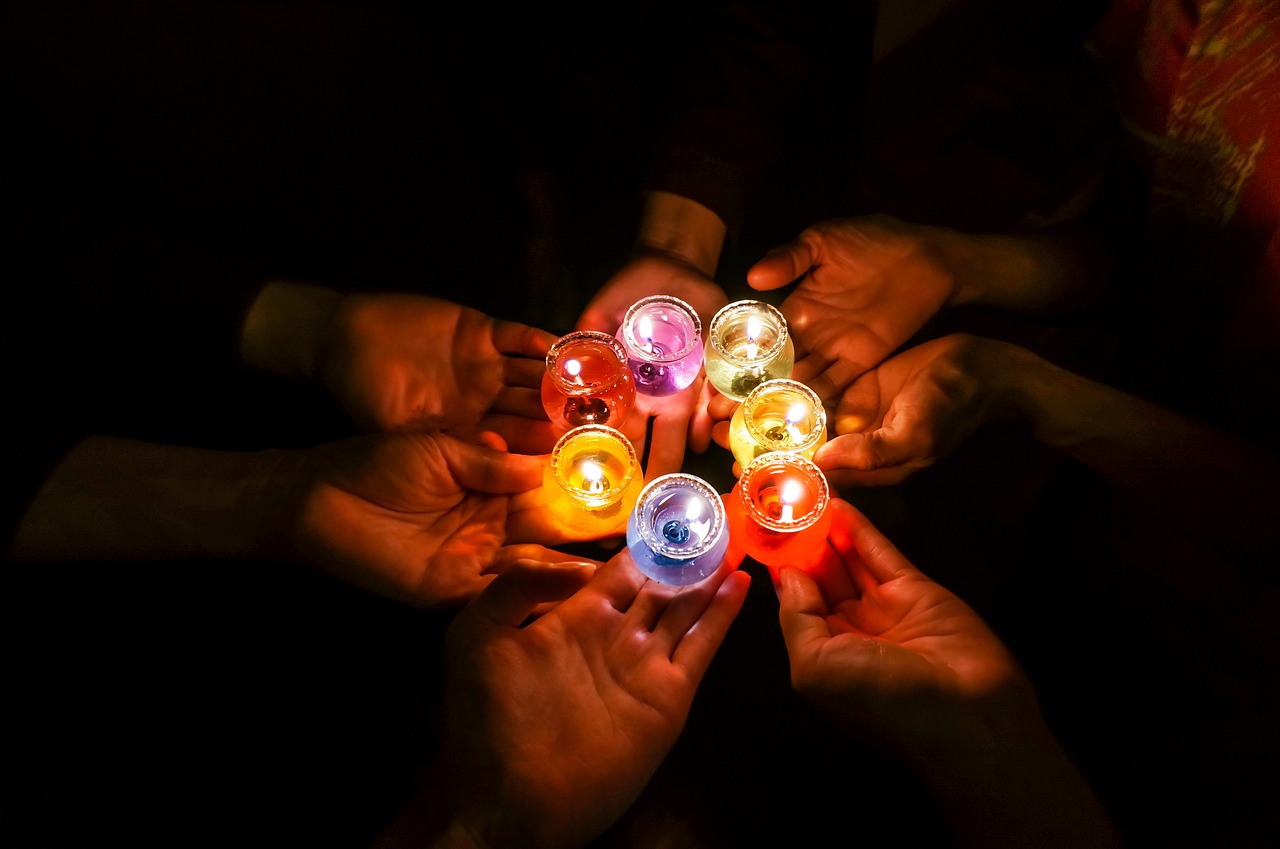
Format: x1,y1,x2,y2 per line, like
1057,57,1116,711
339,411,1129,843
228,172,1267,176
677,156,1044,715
685,499,703,522
786,402,806,425
565,358,583,381
780,478,803,505
638,314,655,353
746,315,762,341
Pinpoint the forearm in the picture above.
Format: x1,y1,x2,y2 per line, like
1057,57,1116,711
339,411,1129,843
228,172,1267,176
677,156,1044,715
992,341,1280,555
239,280,342,380
937,224,1108,314
909,722,1124,849
10,436,303,562
632,191,727,279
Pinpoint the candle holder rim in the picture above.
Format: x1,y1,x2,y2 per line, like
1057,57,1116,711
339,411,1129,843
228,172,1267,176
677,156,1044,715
634,472,726,560
549,424,640,503
708,300,790,366
740,378,828,452
738,451,830,533
545,330,631,394
619,295,704,364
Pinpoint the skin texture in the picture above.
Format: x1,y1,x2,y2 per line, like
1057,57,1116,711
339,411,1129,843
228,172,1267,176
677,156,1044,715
374,553,751,849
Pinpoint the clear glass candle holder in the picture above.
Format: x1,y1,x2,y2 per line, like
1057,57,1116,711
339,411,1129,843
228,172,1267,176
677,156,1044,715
704,300,795,401
616,295,703,397
725,452,831,568
543,424,643,537
626,473,729,586
542,331,637,433
727,378,828,470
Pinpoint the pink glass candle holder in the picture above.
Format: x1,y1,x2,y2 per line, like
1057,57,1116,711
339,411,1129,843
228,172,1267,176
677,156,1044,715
626,473,729,586
727,378,828,470
725,452,831,569
616,295,703,397
543,424,643,536
542,331,637,433
704,300,795,401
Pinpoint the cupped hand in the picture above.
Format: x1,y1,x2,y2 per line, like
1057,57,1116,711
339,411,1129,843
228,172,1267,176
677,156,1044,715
316,291,557,433
286,430,586,609
748,215,958,401
777,498,1038,754
422,551,751,849
812,334,1016,488
576,251,730,469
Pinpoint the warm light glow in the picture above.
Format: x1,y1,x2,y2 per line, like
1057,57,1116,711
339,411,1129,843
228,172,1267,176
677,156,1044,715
565,358,582,380
638,314,655,353
779,478,802,523
580,461,606,495
785,402,806,443
745,314,761,360
685,499,702,521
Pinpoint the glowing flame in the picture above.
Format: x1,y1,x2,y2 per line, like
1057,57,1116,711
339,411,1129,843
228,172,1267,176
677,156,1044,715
638,314,655,353
565,358,583,382
745,314,762,360
779,478,804,523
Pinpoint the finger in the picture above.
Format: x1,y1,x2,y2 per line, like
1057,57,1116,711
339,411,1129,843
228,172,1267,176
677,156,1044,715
831,374,883,435
472,415,559,455
502,357,548,391
687,376,715,454
474,430,508,452
826,499,918,586
777,565,834,659
493,319,557,360
814,435,916,487
706,391,739,423
746,239,815,291
789,352,831,387
490,385,548,419
442,436,546,494
804,359,865,408
644,408,690,481
487,544,604,575
465,559,596,628
670,569,751,679
710,419,731,451
582,547,651,613
650,555,736,644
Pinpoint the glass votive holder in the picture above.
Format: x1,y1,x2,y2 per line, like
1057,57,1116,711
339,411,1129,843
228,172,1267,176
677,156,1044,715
704,300,795,401
543,424,643,536
725,451,831,568
727,378,828,471
616,295,704,397
541,331,637,433
626,473,729,586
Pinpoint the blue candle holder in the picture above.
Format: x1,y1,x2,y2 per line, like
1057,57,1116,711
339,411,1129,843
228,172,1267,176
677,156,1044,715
626,473,729,585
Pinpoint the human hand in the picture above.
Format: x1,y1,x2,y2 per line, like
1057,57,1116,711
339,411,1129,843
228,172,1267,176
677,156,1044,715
776,498,1037,753
747,215,961,401
811,334,1019,488
776,500,1124,849
387,551,751,849
241,282,558,447
286,430,599,610
577,251,729,476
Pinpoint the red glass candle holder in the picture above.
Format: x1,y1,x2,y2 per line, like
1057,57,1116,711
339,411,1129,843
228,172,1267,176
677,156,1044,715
725,451,831,569
542,331,637,433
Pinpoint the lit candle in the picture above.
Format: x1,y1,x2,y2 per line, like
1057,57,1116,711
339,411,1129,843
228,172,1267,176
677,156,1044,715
543,424,644,536
727,378,828,470
724,452,831,569
704,300,795,401
542,331,637,433
617,295,703,397
626,473,729,585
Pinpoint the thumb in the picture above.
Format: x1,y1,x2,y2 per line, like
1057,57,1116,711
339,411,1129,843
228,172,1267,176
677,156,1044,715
746,239,816,291
776,566,832,660
442,436,546,494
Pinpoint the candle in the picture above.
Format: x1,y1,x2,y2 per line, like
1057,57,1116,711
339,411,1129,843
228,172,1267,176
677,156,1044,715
704,300,795,401
725,452,831,568
727,378,828,470
616,295,703,397
626,473,729,585
543,424,643,536
542,331,637,433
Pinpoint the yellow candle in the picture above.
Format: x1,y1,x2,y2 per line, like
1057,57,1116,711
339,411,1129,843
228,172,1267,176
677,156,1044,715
727,378,827,470
543,424,643,536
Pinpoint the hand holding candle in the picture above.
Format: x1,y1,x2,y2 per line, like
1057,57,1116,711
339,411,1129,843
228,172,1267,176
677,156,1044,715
543,424,644,537
725,451,831,571
727,378,828,471
626,473,730,585
704,300,795,401
616,295,704,397
542,331,637,434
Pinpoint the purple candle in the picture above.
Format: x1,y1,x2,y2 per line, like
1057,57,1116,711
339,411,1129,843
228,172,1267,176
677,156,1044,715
616,295,703,397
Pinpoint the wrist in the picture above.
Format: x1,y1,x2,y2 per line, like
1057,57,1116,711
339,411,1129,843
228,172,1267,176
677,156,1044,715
239,280,343,381
633,190,727,278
